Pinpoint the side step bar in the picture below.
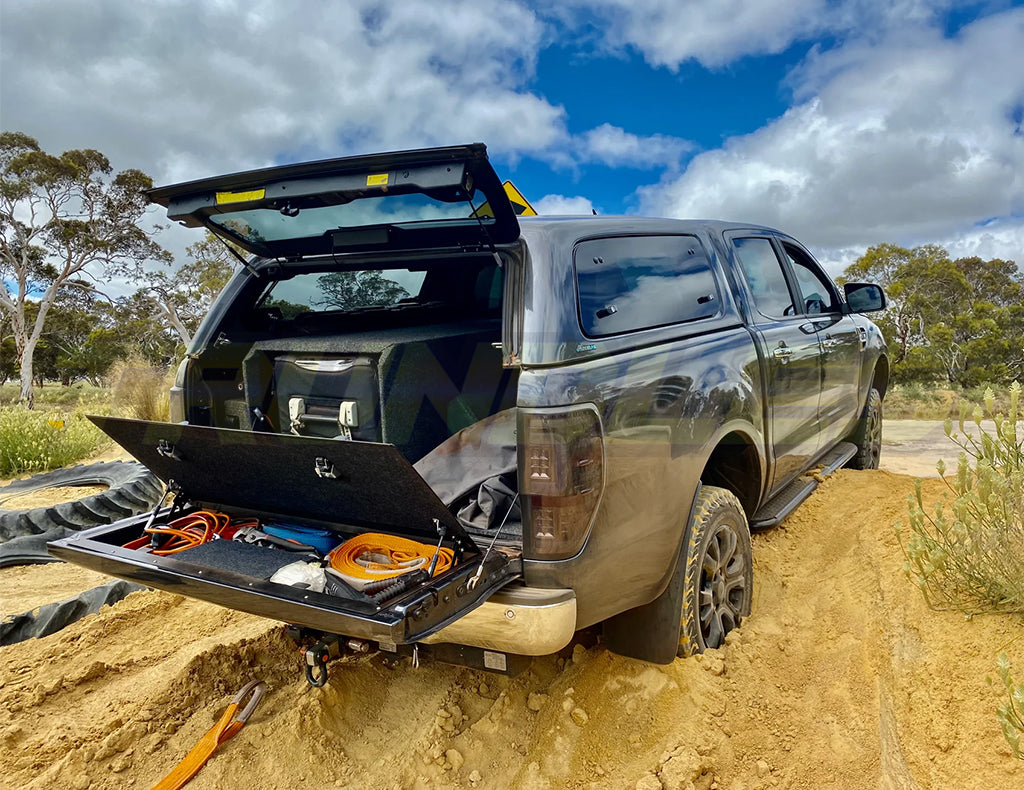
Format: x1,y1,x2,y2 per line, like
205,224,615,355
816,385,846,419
750,442,858,529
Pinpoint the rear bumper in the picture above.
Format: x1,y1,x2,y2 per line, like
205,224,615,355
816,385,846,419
421,586,576,655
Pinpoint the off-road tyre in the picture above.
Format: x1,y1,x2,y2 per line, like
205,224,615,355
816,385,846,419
0,461,162,543
846,387,883,470
678,485,752,658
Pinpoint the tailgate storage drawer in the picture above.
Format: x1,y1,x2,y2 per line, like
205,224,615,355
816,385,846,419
49,416,522,644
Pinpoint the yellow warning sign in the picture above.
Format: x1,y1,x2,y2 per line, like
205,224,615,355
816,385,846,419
366,173,389,186
473,181,537,219
502,181,537,216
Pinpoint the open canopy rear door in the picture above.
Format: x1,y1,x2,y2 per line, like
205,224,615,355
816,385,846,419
148,143,520,258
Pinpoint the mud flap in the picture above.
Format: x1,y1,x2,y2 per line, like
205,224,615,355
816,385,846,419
601,484,702,664
601,543,685,664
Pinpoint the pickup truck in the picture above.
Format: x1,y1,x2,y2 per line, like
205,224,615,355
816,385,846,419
51,143,888,678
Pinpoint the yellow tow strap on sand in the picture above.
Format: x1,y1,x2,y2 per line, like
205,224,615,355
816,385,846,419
149,680,265,790
326,533,453,590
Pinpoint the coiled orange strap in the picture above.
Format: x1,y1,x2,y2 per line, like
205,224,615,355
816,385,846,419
326,533,453,589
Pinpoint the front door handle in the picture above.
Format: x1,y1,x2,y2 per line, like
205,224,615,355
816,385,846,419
773,345,793,361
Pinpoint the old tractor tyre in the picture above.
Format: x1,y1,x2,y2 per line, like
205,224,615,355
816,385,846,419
678,485,752,657
0,461,162,543
847,387,883,470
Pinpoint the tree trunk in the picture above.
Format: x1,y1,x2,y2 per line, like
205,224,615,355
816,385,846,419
19,349,35,409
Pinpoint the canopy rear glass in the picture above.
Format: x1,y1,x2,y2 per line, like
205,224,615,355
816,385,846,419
148,144,519,258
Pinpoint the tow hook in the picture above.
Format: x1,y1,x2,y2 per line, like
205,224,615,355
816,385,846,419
301,635,370,687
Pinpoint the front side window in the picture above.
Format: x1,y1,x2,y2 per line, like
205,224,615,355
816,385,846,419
783,243,838,314
732,237,795,319
574,235,719,337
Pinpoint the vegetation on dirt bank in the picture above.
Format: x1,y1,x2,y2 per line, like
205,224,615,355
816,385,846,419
995,654,1024,761
898,382,1023,614
896,382,1024,759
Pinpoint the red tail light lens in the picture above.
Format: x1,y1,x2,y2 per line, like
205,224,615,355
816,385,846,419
519,405,604,560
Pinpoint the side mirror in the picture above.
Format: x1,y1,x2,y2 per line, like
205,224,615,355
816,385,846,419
843,282,886,313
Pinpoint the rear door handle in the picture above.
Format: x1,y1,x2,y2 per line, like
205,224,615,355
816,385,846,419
773,346,793,360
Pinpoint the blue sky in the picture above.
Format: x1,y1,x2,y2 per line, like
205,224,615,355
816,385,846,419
2,0,1024,273
507,42,802,214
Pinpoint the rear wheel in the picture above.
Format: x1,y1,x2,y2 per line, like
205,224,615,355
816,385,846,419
678,485,752,657
847,387,882,470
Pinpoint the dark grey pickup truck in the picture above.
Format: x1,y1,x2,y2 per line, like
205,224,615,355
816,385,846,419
51,143,887,678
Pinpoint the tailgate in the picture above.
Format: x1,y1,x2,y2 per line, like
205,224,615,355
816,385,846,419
48,416,521,643
48,517,519,643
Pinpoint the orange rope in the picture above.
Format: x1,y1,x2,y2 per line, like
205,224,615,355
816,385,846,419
124,511,259,555
326,533,453,589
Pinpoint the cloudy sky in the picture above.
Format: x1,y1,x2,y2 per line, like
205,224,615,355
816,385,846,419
2,0,1023,273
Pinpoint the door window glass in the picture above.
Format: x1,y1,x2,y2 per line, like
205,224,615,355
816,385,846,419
783,244,838,314
732,237,795,319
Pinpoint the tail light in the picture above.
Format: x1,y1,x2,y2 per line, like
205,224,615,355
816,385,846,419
519,405,604,560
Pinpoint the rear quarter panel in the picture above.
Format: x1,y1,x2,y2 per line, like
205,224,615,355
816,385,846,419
515,221,766,628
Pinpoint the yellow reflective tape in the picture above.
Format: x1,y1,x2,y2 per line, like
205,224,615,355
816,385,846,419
215,189,265,205
366,173,389,186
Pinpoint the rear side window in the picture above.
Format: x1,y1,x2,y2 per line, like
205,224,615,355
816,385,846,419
574,235,719,337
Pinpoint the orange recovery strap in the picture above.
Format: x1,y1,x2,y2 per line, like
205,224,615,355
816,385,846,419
149,680,266,790
326,532,453,590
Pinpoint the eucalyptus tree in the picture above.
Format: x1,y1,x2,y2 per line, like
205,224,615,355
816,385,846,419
0,132,167,406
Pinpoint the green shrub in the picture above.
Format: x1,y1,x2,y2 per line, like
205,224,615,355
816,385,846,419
995,653,1024,761
0,408,107,476
0,381,111,409
897,381,1023,614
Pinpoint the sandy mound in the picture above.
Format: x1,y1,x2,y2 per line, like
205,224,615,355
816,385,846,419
1,470,1021,789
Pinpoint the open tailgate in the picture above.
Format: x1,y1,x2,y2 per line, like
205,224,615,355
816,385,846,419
48,417,521,644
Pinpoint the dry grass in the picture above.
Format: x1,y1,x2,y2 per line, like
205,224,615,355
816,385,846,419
105,355,173,422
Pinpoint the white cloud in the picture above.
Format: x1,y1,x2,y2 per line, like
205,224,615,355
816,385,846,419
552,0,967,69
558,0,827,69
535,194,596,215
0,0,566,185
637,7,1024,264
577,124,691,169
807,218,1024,278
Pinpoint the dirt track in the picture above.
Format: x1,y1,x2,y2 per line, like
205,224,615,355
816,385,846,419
1,469,1021,789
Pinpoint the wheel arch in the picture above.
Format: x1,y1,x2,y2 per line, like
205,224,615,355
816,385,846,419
698,426,764,519
872,355,890,400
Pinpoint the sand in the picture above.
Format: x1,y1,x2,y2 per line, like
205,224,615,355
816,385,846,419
1,469,1022,789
